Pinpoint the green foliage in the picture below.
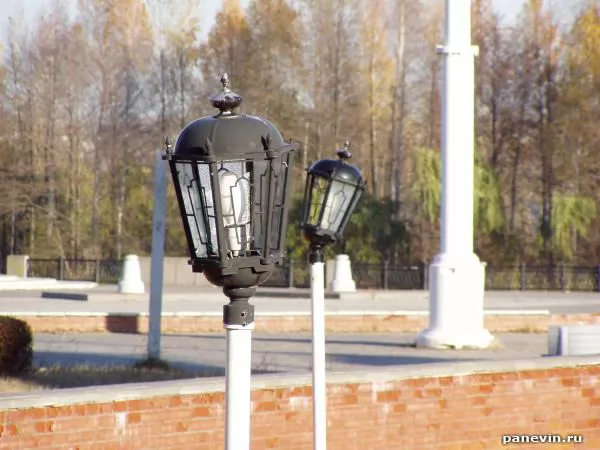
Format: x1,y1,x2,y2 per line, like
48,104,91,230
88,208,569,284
545,193,597,259
123,165,155,254
339,194,410,263
474,153,504,234
285,195,310,261
165,185,189,256
411,147,441,224
410,147,504,235
0,316,33,376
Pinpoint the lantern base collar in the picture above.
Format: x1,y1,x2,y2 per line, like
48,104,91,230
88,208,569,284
308,244,325,264
303,227,336,249
223,287,256,327
190,255,280,276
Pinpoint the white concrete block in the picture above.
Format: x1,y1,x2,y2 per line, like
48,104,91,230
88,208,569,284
118,254,145,294
328,254,356,293
548,325,600,356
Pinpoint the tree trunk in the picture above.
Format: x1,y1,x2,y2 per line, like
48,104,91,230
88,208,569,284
428,60,440,149
509,101,525,234
179,49,186,129
92,94,105,258
369,53,378,197
302,119,309,172
68,108,76,256
160,50,167,134
393,1,407,215
510,57,531,236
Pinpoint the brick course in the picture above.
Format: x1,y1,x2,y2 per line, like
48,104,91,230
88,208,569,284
0,357,598,449
8,312,600,334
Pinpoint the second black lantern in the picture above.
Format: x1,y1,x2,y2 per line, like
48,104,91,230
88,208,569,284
300,141,365,248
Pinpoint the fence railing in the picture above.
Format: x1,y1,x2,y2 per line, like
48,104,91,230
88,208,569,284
25,257,600,292
262,261,600,292
485,264,600,292
27,258,121,284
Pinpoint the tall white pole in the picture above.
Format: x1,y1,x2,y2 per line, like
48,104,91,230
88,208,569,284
310,253,327,450
416,0,494,349
225,324,253,450
148,150,168,359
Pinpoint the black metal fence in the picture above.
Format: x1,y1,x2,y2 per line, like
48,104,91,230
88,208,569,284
25,257,600,292
263,261,427,290
263,261,600,292
485,264,600,292
27,258,121,284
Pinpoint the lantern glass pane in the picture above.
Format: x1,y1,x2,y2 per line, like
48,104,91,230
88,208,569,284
337,184,362,236
219,161,253,255
250,160,267,253
176,162,215,257
307,175,328,226
269,152,291,252
320,179,355,233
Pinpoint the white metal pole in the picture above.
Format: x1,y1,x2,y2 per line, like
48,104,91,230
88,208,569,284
147,150,168,360
416,0,493,349
225,324,253,450
310,258,327,450
439,0,475,257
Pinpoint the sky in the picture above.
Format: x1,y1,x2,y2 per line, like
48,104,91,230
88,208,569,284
0,0,531,41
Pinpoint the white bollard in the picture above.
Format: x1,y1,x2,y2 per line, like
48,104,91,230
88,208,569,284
118,254,145,294
328,254,356,293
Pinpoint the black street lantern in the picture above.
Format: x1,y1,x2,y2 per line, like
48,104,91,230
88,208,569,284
164,73,298,301
164,73,298,450
300,141,365,253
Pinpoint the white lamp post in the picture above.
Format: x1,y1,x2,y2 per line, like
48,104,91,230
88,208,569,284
147,146,168,361
300,142,365,450
416,0,494,349
164,74,298,450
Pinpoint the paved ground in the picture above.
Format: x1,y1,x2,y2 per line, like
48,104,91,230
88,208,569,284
0,285,599,315
33,332,549,375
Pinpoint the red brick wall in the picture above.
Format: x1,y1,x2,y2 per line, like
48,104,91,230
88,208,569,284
12,312,600,333
0,359,599,449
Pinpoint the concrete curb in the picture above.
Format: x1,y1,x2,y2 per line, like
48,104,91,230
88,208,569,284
1,310,597,334
0,280,99,291
0,309,551,317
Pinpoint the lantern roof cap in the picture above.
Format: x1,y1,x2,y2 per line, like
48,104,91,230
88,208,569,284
169,73,294,160
308,141,364,185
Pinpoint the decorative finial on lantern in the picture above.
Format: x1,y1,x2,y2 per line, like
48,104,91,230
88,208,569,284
221,73,232,92
210,72,243,116
337,141,352,161
165,136,173,154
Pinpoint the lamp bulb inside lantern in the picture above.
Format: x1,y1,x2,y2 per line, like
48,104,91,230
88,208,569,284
219,169,251,256
321,180,346,232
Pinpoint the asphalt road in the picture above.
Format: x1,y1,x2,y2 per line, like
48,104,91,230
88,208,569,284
33,332,549,375
2,286,600,314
